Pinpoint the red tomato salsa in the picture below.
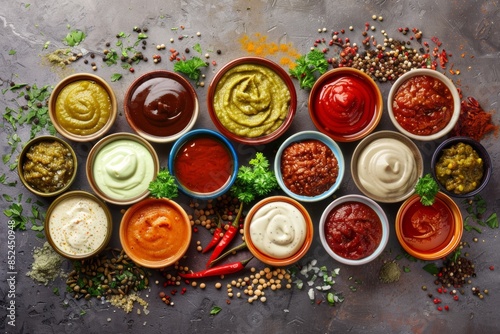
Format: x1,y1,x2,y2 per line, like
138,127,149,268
400,196,453,253
324,201,382,260
174,137,233,193
128,76,195,136
313,73,378,137
392,75,454,136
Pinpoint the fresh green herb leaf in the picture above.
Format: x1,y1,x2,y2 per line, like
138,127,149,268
327,292,335,306
31,224,44,231
64,29,86,47
148,168,179,199
53,287,60,296
210,306,222,315
230,152,278,204
111,73,122,82
43,41,50,50
289,49,329,89
414,173,439,206
173,56,208,81
9,49,16,55
486,213,498,229
137,32,148,40
422,263,439,275
193,43,202,54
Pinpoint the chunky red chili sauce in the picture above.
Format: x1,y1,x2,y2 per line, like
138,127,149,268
313,73,378,137
324,201,382,260
392,75,454,136
280,139,338,197
401,197,453,253
128,76,195,136
174,137,233,193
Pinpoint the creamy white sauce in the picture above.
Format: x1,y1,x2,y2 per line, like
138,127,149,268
357,137,418,198
249,201,306,259
48,197,108,256
93,139,155,200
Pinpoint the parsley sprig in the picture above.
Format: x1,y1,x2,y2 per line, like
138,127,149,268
148,168,179,199
289,49,329,89
174,56,208,81
414,173,439,206
230,152,278,204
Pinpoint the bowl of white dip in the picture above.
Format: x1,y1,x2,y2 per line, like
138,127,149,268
86,132,160,205
351,130,423,203
45,191,112,260
243,196,313,267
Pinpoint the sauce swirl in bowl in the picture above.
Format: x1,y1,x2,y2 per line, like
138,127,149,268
124,70,199,143
395,192,463,260
309,68,382,142
49,73,117,142
120,198,192,268
86,133,159,205
244,196,313,267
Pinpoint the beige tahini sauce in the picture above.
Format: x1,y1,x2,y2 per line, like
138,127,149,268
249,201,306,259
48,196,108,256
357,137,418,198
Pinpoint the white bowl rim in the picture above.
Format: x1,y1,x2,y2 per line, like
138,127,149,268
387,68,461,141
319,194,389,265
274,130,345,202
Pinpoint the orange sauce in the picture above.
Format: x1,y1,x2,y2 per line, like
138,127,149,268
125,201,189,262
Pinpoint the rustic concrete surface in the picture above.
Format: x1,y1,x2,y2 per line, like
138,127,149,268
0,1,499,333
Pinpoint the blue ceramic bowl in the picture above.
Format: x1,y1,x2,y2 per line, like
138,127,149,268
431,136,492,198
274,131,344,202
168,129,238,200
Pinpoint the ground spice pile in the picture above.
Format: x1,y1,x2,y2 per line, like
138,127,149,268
451,96,498,141
27,242,64,285
239,33,301,68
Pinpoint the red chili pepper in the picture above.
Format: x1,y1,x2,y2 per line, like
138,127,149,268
202,216,223,254
179,257,253,279
205,202,243,268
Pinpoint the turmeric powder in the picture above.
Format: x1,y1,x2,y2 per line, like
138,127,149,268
239,33,301,68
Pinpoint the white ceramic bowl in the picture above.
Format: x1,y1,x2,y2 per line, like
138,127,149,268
319,194,389,265
274,131,344,202
387,69,460,141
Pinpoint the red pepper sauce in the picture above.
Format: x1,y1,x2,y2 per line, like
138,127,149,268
313,74,377,137
401,197,453,253
174,137,233,193
392,75,454,136
324,201,382,260
128,77,195,136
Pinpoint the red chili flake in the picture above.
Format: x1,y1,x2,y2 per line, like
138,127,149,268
431,36,443,46
444,305,450,311
340,29,345,34
129,67,135,73
443,288,448,293
163,282,168,287
438,49,448,68
489,265,495,271
398,27,403,32
193,227,198,233
171,289,177,295
437,306,443,311
437,287,443,294
184,279,190,284
423,41,429,47
433,298,441,304
226,299,231,305
181,288,187,295
453,295,459,301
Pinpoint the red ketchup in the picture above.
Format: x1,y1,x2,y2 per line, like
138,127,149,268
401,197,453,253
324,201,382,260
128,77,195,136
314,74,377,137
173,137,233,193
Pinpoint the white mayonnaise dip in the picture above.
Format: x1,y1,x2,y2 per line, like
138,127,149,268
48,196,108,256
249,201,306,259
357,137,418,198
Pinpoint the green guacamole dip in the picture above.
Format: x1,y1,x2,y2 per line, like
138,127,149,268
213,63,291,138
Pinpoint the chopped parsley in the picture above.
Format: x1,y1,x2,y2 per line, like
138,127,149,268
289,49,329,89
414,173,439,206
173,56,208,81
